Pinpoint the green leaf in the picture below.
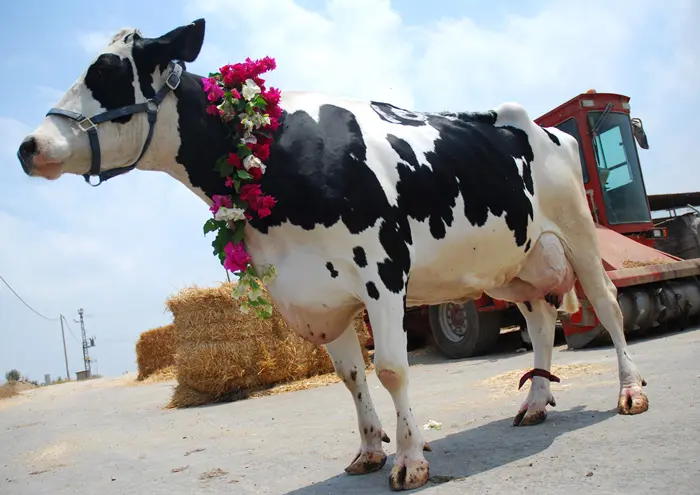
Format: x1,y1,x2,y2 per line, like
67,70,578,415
232,223,246,245
253,95,267,109
236,169,253,180
237,143,252,157
214,156,235,178
203,218,221,235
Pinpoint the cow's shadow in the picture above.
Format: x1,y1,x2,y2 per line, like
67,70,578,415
282,405,617,494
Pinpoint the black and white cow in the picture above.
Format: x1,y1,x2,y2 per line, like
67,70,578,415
17,19,649,491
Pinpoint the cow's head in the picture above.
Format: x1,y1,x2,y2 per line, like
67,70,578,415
17,19,206,184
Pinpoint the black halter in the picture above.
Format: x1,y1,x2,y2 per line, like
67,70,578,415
46,62,184,187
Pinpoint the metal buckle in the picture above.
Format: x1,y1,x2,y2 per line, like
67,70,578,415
78,117,96,132
165,68,181,90
146,99,159,112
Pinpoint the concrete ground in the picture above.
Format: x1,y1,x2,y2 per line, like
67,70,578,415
1,327,699,495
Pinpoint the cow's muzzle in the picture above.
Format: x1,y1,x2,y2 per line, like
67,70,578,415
17,136,37,176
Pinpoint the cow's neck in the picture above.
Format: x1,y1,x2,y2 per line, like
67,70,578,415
138,70,235,206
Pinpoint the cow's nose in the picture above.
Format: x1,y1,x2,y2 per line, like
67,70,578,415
17,136,37,175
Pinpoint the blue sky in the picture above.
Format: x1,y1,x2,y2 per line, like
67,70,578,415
1,0,698,382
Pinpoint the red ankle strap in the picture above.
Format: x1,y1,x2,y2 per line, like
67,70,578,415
518,368,561,390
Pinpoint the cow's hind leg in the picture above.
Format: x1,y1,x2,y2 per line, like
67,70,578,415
561,222,649,414
366,293,430,491
572,259,649,414
324,321,390,474
513,299,558,426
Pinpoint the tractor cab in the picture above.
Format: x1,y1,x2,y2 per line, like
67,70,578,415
535,91,655,238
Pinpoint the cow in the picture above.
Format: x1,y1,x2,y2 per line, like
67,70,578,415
16,18,649,491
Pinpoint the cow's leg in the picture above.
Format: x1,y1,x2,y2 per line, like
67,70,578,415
513,299,558,426
571,261,648,414
366,294,430,491
324,321,390,475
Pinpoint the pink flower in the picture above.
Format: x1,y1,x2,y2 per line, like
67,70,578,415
240,184,262,206
206,105,220,116
201,77,217,92
257,195,277,218
248,166,263,181
228,153,242,169
223,241,251,273
207,84,225,102
210,194,232,215
262,87,281,106
231,88,242,100
251,142,270,161
225,176,235,188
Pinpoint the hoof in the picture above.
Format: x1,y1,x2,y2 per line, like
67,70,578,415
513,408,547,426
345,451,387,475
618,386,649,415
513,396,555,426
388,459,430,491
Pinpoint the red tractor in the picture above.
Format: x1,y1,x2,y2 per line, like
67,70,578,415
364,90,700,357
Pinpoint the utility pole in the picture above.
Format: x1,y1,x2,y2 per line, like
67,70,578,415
59,315,70,381
75,308,96,377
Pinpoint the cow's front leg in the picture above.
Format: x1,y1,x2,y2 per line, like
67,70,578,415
367,294,430,491
513,299,558,426
324,321,390,475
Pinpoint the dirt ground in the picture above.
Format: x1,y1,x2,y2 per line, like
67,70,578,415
1,327,699,494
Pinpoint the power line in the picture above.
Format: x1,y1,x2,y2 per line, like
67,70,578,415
61,316,81,344
0,274,60,321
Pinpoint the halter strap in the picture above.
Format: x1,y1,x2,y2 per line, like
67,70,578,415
46,62,183,186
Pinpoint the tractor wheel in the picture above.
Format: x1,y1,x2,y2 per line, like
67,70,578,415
428,301,502,359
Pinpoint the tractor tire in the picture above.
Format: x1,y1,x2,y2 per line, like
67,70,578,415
428,301,502,359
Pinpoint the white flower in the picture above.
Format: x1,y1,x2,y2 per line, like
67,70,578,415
239,114,255,133
243,155,266,174
214,206,246,222
250,112,271,129
241,79,261,101
261,265,278,285
232,279,250,299
248,286,263,302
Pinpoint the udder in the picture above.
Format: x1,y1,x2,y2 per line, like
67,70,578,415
486,232,575,303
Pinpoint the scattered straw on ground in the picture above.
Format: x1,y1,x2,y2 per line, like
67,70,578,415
165,282,371,408
135,324,176,381
136,365,177,385
621,257,672,268
479,363,613,398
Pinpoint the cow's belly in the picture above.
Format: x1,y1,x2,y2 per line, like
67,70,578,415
406,209,542,306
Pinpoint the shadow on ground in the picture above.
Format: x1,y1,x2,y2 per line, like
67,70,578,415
283,405,617,494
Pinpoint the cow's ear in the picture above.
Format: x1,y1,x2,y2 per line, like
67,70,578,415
143,18,206,63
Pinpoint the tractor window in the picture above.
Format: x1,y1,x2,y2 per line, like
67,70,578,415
588,111,651,225
554,118,588,182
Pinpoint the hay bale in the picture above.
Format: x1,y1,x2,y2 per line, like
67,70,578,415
165,282,370,408
135,324,176,381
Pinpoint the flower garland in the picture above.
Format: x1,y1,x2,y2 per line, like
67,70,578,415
200,56,282,319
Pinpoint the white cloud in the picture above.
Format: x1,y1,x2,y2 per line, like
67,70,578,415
0,117,30,157
77,31,113,55
186,0,698,192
